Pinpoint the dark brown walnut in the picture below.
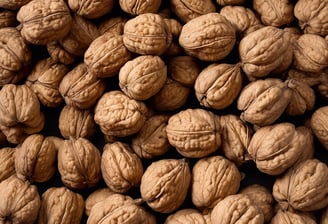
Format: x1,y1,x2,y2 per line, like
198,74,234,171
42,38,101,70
94,90,148,137
0,0,31,10
170,0,216,23
47,41,76,65
0,175,40,224
131,114,170,159
119,0,161,15
85,188,114,216
318,69,328,98
191,156,241,209
0,147,15,182
57,137,101,189
194,63,243,110
211,194,264,224
87,193,156,224
25,57,68,107
68,0,114,19
322,206,328,224
270,210,317,224
101,142,143,193
59,105,96,139
311,106,328,150
273,159,328,212
37,187,84,224
219,114,252,166
163,18,185,56
0,84,45,144
0,9,18,28
119,55,167,100
179,13,236,62
240,184,274,222
15,134,56,183
140,159,191,213
216,0,245,5
167,108,221,158
0,130,7,146
59,63,106,109
85,33,132,78
294,0,328,36
165,209,207,224
237,78,292,126
98,16,128,35
17,0,72,45
123,13,172,55
0,27,32,86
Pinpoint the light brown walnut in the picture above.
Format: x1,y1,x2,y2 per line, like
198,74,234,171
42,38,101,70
85,188,114,216
98,16,128,35
287,68,322,87
47,41,76,65
270,210,317,224
311,106,328,150
0,147,15,182
119,0,162,15
68,0,114,19
165,209,207,224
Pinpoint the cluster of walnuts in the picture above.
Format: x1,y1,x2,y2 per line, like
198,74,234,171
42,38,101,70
0,0,327,223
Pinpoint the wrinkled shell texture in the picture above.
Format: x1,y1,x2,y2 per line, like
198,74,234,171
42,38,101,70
68,0,115,19
0,0,32,10
119,0,162,15
0,147,15,182
217,0,245,5
47,41,76,65
84,188,113,216
98,16,128,35
165,209,207,224
270,210,317,224
311,106,328,150
0,10,18,28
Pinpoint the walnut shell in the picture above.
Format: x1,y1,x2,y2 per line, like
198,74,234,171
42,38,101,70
179,13,236,61
191,156,241,209
85,188,114,216
47,41,76,65
321,206,328,224
216,0,245,5
84,33,132,78
270,210,317,224
119,55,167,100
94,90,148,137
287,68,322,87
165,209,207,224
37,187,84,224
273,159,328,212
311,106,328,150
166,108,221,158
101,142,143,193
98,16,128,35
0,147,15,182
194,63,243,110
68,0,114,19
0,175,40,224
59,63,106,109
58,137,101,189
17,0,72,45
211,194,264,224
140,159,191,213
0,0,31,10
0,9,18,28
119,0,161,15
164,18,182,38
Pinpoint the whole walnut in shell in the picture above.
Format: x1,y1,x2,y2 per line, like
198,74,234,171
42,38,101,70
140,158,191,213
0,147,15,182
270,210,317,224
0,10,18,28
38,187,84,224
47,41,76,65
165,209,207,224
216,0,245,5
119,0,162,15
85,188,114,216
311,106,328,150
68,0,114,19
98,16,128,35
0,0,32,10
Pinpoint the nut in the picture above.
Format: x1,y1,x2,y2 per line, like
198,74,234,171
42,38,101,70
68,0,114,19
0,0,31,10
0,9,18,28
165,209,207,224
216,0,245,5
310,106,328,150
47,41,76,65
85,188,113,216
98,16,128,35
0,147,15,182
270,210,317,224
119,0,162,15
322,206,328,224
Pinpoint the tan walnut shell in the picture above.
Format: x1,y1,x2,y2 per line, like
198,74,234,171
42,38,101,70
95,90,148,137
311,106,328,150
273,159,328,212
59,105,96,139
123,13,172,55
85,188,114,216
58,137,101,189
287,68,322,87
101,141,143,193
0,175,40,224
0,10,18,28
37,187,84,224
87,193,156,224
270,210,317,224
211,194,264,224
0,84,45,144
194,63,243,110
0,0,31,10
165,209,207,224
166,108,221,158
59,63,106,109
237,78,292,126
15,134,56,183
131,114,170,159
119,0,161,15
191,155,241,209
47,41,76,65
0,147,15,182
84,33,132,78
68,0,114,19
17,0,72,45
119,55,167,100
179,13,236,62
98,16,128,35
170,0,216,23
216,0,245,6
140,158,191,213
26,57,68,107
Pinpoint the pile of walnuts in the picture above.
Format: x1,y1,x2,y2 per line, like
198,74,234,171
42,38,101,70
0,0,327,223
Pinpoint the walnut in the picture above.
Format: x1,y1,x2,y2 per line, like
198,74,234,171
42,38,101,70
101,141,143,193
98,16,128,35
59,63,106,109
0,175,40,224
119,0,162,15
68,0,114,19
194,63,243,110
87,193,156,224
140,159,191,213
47,41,76,65
322,206,328,224
119,55,167,100
287,68,322,87
85,188,114,216
37,187,84,224
311,106,328,150
0,9,18,28
25,57,68,107
170,0,216,23
210,194,264,224
59,105,96,139
84,33,132,78
0,84,45,144
166,108,221,158
216,0,245,6
164,18,182,38
191,156,241,209
273,159,328,212
179,13,236,62
0,147,15,182
15,134,56,183
237,78,292,126
17,0,72,45
165,209,207,224
123,13,172,55
270,210,317,224
94,90,148,137
58,137,101,189
0,0,31,10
